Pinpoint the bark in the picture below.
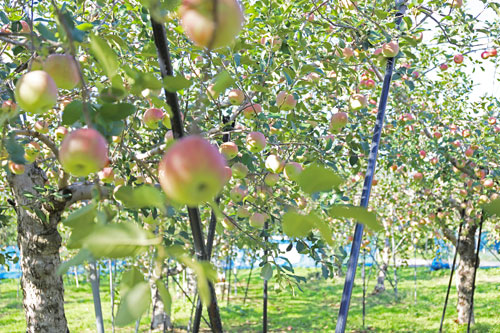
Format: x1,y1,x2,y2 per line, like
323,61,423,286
7,164,69,332
455,221,478,325
150,279,172,332
373,236,390,294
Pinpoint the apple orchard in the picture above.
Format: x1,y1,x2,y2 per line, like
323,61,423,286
0,0,500,332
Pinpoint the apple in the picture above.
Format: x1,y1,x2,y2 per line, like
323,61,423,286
221,217,235,231
464,148,474,158
454,54,464,64
449,0,463,7
342,47,354,59
265,154,285,173
228,89,244,105
246,131,266,153
330,112,348,132
488,48,497,57
98,167,115,183
143,108,164,129
237,206,251,218
24,141,41,162
462,129,471,138
158,136,227,206
390,164,397,172
488,117,497,125
1,100,18,117
481,51,489,59
242,103,262,119
412,32,423,43
34,121,49,134
231,162,248,179
222,166,232,182
276,91,297,111
284,162,303,181
264,173,280,186
419,150,426,158
20,20,30,33
249,212,267,228
179,0,244,49
439,63,448,71
230,186,247,202
219,142,238,159
14,70,58,114
349,94,367,110
55,126,69,139
433,131,442,139
430,157,438,165
482,179,494,188
360,79,375,89
165,130,174,143
382,41,399,58
206,84,219,99
9,161,25,175
452,140,461,148
413,172,423,181
43,54,80,90
59,128,109,177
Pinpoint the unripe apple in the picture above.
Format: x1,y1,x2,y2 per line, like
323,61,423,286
59,128,109,177
230,186,247,202
249,212,267,228
158,136,227,206
454,54,464,64
330,112,348,133
264,173,279,186
98,167,115,183
34,121,49,134
246,131,266,153
237,206,251,218
265,154,285,173
221,217,235,230
413,172,423,181
143,108,164,129
231,162,248,179
439,63,448,71
276,91,297,111
219,142,238,160
242,103,262,119
179,0,244,49
349,94,367,110
55,126,69,140
382,41,399,58
284,162,303,181
15,70,58,114
9,161,25,175
24,141,41,162
228,89,244,105
43,54,80,90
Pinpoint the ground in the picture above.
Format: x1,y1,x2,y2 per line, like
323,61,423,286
0,267,499,332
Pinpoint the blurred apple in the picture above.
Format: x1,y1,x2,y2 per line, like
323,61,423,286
15,70,58,114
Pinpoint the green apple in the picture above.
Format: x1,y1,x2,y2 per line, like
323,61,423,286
15,70,58,114
246,131,266,153
43,54,80,90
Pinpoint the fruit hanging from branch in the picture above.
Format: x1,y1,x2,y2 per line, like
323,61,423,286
14,70,58,114
43,54,80,90
158,136,228,207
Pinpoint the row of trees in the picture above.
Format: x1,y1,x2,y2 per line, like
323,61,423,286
0,0,499,331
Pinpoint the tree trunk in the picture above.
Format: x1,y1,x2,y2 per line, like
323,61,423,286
7,164,69,332
456,221,478,325
150,279,172,332
373,236,390,294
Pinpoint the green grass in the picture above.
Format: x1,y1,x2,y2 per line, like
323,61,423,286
1,267,499,332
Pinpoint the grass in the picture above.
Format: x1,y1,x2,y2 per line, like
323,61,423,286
0,266,499,332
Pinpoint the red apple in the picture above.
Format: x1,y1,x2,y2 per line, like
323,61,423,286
43,54,80,90
158,136,227,206
9,161,25,175
165,130,174,143
433,131,442,139
454,54,464,64
431,157,438,165
143,108,164,129
360,79,376,89
179,0,244,49
413,172,423,181
488,117,497,125
14,70,58,114
276,91,297,111
246,131,266,153
419,150,426,158
20,20,30,33
59,128,109,177
1,100,18,117
98,167,115,183
228,89,244,105
483,179,494,188
465,148,474,157
55,126,69,139
219,142,238,160
481,51,490,59
489,48,497,57
382,41,399,58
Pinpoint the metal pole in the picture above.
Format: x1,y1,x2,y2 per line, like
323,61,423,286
263,221,269,333
335,3,406,332
89,260,104,333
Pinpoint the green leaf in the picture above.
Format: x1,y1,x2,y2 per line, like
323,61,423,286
5,133,26,164
484,198,500,217
57,249,91,275
99,103,136,121
62,100,83,125
329,205,382,232
282,211,317,238
63,202,97,228
114,185,166,212
163,75,192,92
156,280,172,316
212,70,235,94
115,282,151,327
315,219,334,246
260,263,273,281
90,34,119,78
35,23,57,41
76,22,94,31
297,163,343,194
120,268,145,295
81,222,161,258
